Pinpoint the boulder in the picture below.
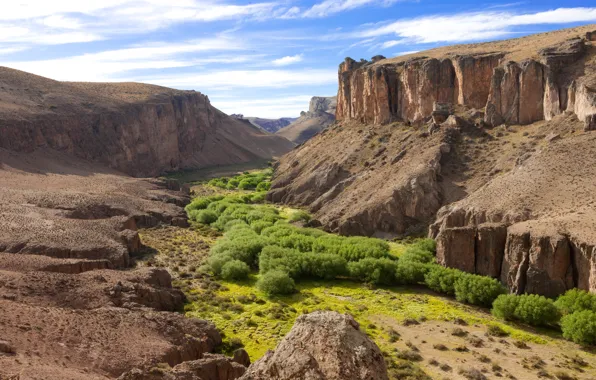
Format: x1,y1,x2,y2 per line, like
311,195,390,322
239,311,388,380
119,354,246,380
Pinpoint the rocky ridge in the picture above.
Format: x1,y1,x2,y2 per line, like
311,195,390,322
0,67,293,177
276,96,337,144
270,25,596,296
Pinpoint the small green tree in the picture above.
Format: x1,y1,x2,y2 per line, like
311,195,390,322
220,260,250,281
454,273,507,307
196,210,218,224
257,270,296,296
348,257,398,285
555,289,596,315
492,294,560,326
561,310,596,345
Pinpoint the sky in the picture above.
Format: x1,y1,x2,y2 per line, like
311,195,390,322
0,1,595,118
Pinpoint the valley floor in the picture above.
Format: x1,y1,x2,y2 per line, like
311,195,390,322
137,178,596,380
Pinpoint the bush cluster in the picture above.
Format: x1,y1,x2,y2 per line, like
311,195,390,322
554,289,596,315
208,169,272,191
561,310,596,345
492,294,560,326
257,270,296,295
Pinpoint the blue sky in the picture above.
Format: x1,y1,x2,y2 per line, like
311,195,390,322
1,1,595,118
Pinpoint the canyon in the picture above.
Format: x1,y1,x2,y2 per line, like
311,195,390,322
270,25,596,297
0,67,293,177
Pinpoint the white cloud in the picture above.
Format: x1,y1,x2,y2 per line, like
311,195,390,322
138,69,337,89
272,54,304,66
301,0,400,18
0,37,250,81
355,7,596,44
212,95,313,118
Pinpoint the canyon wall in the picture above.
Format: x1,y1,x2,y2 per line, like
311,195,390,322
336,36,596,131
0,68,293,177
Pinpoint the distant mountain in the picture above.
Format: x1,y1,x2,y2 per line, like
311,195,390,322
275,96,336,144
244,116,298,133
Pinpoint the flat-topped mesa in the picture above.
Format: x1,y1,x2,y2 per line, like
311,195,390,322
336,32,596,130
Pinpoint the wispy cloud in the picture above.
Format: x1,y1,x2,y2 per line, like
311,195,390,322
138,69,338,90
354,7,596,44
0,36,250,81
211,95,314,118
272,54,304,66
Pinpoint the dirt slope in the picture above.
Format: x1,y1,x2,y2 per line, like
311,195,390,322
275,96,337,144
270,25,596,296
0,67,294,177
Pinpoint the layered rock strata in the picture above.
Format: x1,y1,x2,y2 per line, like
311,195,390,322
336,31,596,131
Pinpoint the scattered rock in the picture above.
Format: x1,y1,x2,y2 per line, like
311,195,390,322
239,311,388,380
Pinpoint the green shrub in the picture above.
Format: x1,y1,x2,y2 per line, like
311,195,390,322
561,310,596,345
210,232,269,267
410,238,436,253
259,245,303,277
251,220,274,234
238,178,258,190
301,253,348,279
348,257,398,285
424,266,462,296
278,233,316,252
250,192,266,203
195,210,218,224
220,260,250,281
207,253,233,275
454,273,507,307
395,261,431,285
288,210,311,223
261,225,297,239
185,195,223,213
492,294,560,326
257,270,296,296
555,289,596,315
399,246,435,264
208,178,227,188
256,181,271,191
226,178,240,189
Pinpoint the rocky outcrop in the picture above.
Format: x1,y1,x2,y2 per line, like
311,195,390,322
336,54,502,125
337,31,596,131
119,354,247,380
239,311,388,380
275,96,336,144
0,67,293,177
309,96,337,114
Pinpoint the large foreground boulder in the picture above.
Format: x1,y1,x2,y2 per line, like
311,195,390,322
239,311,388,380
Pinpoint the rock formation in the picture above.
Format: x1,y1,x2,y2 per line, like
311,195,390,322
0,67,294,177
335,27,596,132
244,116,298,133
276,96,337,144
239,311,388,380
270,25,596,296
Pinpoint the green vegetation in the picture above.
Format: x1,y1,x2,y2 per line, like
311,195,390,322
178,171,596,363
257,270,296,295
561,310,596,345
220,260,250,281
207,169,273,191
555,289,596,315
492,294,560,326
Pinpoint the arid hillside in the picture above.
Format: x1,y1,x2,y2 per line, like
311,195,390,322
0,67,294,177
269,25,596,297
276,96,337,144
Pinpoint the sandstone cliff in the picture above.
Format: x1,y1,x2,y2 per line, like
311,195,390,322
0,67,294,177
336,25,596,132
270,25,596,296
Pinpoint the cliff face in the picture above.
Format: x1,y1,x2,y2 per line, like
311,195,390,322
336,30,596,132
271,25,596,296
0,68,294,177
276,96,337,144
